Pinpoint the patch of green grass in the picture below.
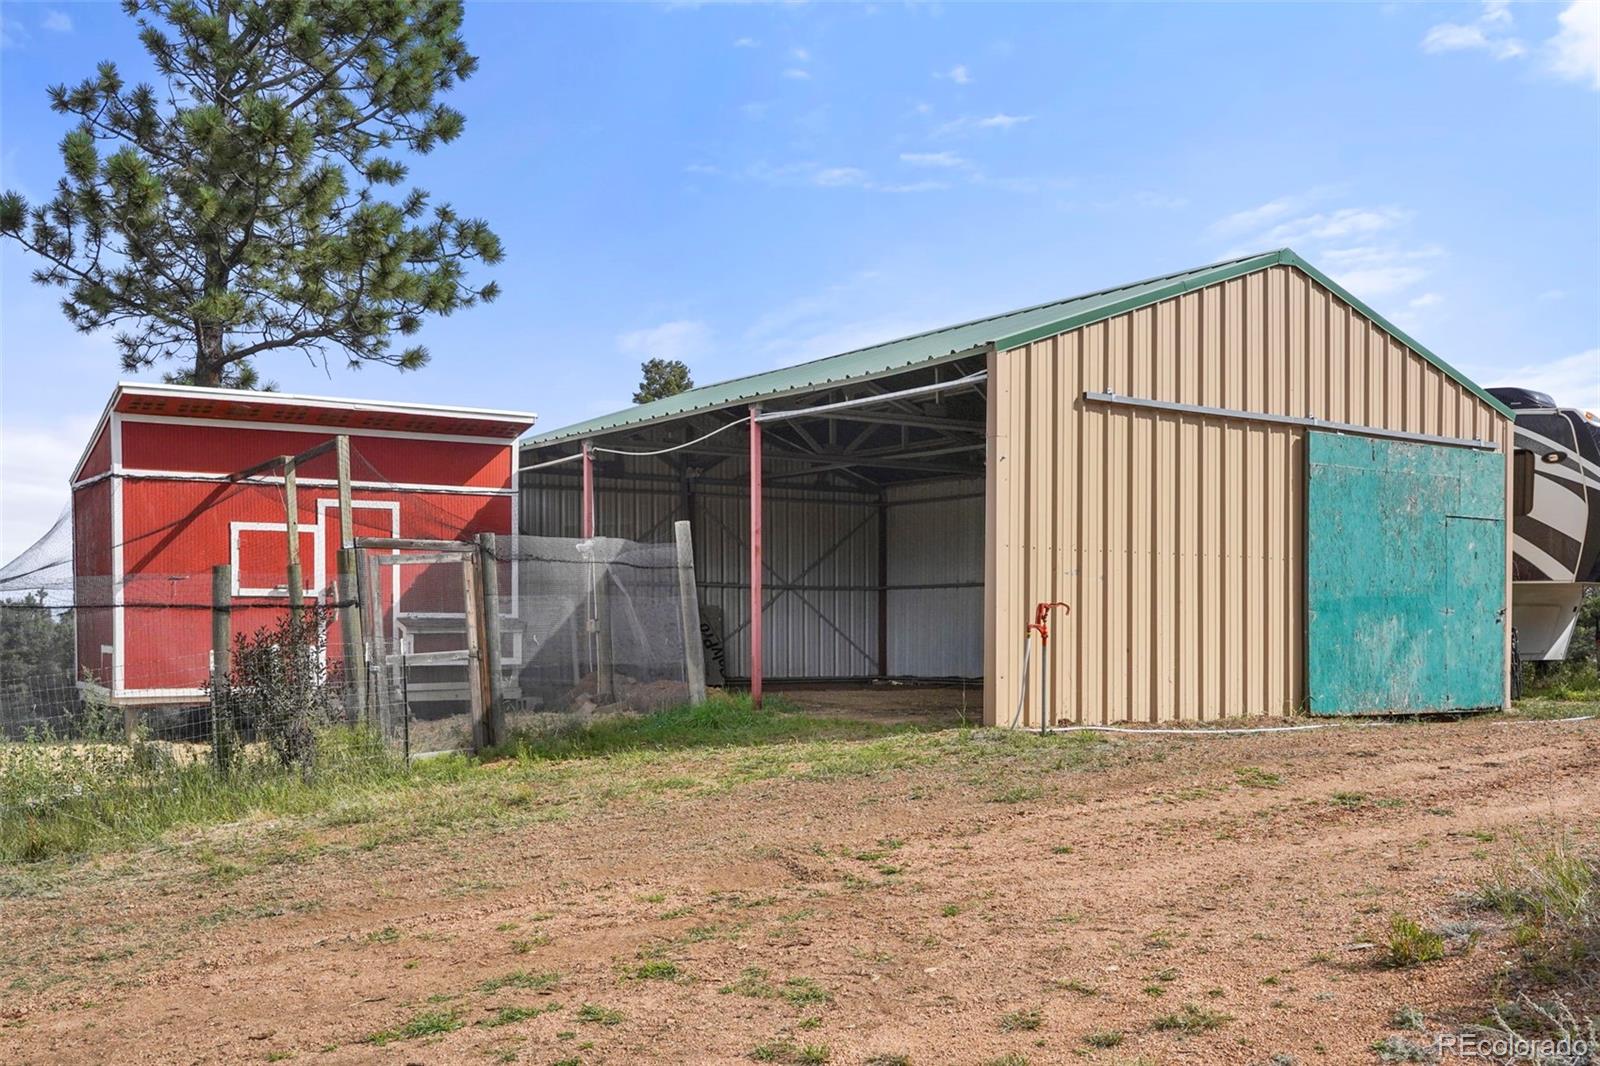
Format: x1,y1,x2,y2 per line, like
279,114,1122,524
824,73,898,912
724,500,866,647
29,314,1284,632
476,970,560,994
1234,766,1282,789
1517,658,1600,702
366,1008,463,1045
1382,915,1445,968
478,1003,562,1027
629,959,679,981
1329,791,1367,809
780,977,832,1006
864,1056,910,1066
1083,1030,1123,1048
722,967,775,998
750,1040,830,1064
1475,833,1598,989
574,1003,624,1026
0,725,413,864
1151,1003,1232,1034
940,903,961,917
988,784,1044,804
998,1008,1043,1032
500,694,911,762
1055,978,1098,996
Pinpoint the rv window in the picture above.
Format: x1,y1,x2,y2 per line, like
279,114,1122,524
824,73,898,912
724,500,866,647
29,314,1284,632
1519,412,1575,453
1514,450,1535,516
1565,412,1600,466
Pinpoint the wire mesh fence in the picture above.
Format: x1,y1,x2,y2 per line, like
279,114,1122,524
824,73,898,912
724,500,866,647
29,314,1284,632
0,634,406,863
488,533,700,734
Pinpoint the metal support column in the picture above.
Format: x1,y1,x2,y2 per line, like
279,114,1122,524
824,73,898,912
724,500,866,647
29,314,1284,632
580,439,596,539
749,406,763,708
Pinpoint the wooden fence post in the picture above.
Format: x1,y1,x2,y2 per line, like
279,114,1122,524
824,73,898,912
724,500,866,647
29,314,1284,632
284,458,302,612
337,547,367,721
477,532,506,746
673,521,707,705
461,555,489,752
211,564,233,769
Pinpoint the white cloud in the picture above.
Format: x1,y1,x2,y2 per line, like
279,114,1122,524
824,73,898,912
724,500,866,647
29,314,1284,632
943,64,972,84
684,162,721,175
41,9,72,32
739,101,770,119
1485,349,1600,413
899,151,966,168
0,416,96,564
790,46,810,62
1211,191,1442,302
1547,0,1600,89
812,166,869,187
933,112,1033,136
1539,288,1568,301
733,36,758,48
782,67,810,80
1259,206,1412,246
1422,0,1527,60
616,320,712,363
873,180,950,194
976,112,1030,129
0,11,30,49
1408,292,1443,310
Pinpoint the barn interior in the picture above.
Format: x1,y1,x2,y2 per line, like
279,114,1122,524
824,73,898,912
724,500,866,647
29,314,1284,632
517,348,991,722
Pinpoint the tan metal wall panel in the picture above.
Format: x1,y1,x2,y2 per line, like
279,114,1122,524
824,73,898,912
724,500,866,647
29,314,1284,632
986,264,1509,726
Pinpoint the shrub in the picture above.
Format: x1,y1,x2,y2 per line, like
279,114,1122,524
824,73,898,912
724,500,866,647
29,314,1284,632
1383,915,1445,968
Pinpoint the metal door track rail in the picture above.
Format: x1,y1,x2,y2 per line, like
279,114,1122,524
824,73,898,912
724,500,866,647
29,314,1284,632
1083,392,1498,451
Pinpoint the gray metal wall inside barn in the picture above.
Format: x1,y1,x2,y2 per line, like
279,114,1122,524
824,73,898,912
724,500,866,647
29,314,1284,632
521,456,983,681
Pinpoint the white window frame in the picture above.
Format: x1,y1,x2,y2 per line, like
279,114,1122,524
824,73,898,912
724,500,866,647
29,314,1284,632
229,521,324,598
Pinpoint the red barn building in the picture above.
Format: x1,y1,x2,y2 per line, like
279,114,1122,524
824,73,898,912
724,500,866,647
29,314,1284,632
69,383,535,702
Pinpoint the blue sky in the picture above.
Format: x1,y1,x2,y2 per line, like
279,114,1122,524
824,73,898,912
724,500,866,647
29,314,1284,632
2,0,1597,557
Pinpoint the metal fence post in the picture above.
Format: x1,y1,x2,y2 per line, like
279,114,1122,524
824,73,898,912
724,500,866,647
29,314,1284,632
673,520,708,705
211,564,233,769
477,532,506,746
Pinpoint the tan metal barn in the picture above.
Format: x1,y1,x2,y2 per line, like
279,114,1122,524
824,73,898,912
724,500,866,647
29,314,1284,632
520,248,1515,726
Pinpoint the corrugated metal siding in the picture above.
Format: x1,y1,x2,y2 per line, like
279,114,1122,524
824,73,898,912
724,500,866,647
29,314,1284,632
987,264,1511,726
522,453,882,679
887,477,983,677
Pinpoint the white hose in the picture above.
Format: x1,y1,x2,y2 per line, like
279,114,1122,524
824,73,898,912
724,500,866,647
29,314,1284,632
1040,713,1596,738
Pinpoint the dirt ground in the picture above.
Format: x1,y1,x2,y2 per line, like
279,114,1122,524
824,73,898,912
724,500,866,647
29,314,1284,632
2,709,1596,1066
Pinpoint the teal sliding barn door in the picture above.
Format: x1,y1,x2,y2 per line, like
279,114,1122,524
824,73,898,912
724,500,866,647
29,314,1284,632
1305,432,1506,715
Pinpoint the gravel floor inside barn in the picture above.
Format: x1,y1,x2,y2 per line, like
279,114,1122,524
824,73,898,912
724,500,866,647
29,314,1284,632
2,705,1596,1065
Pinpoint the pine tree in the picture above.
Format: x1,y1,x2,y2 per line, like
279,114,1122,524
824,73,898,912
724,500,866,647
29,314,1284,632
633,358,693,403
0,0,502,387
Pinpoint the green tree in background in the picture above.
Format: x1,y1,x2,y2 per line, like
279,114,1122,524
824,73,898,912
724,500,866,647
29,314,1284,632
0,594,75,680
633,358,694,404
0,0,502,388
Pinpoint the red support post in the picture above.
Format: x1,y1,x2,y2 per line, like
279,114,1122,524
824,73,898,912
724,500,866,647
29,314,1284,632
749,407,763,708
580,440,595,539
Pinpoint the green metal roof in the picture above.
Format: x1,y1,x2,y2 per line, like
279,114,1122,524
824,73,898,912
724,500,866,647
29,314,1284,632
524,247,1510,448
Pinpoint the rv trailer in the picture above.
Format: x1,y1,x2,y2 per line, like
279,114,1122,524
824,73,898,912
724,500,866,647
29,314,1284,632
1488,386,1600,668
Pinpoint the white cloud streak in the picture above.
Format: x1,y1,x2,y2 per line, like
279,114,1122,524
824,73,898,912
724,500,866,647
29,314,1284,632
899,151,966,168
617,320,713,363
1485,349,1600,413
1422,0,1526,60
1547,0,1600,89
41,9,72,33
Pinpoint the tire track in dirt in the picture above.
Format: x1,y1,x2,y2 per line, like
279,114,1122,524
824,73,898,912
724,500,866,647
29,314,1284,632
3,718,1596,1064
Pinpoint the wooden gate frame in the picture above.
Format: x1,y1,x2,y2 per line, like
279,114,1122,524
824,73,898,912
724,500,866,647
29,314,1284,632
356,537,496,752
